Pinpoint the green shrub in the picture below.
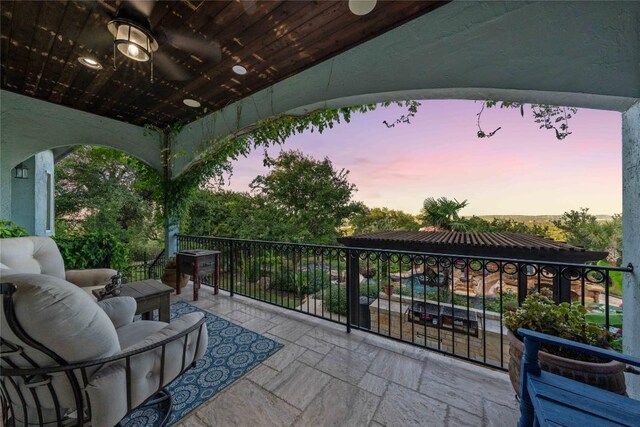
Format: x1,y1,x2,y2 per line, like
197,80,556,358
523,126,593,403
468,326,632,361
0,219,28,238
54,232,129,270
359,278,381,297
322,282,383,315
424,287,467,306
484,290,518,313
271,267,331,295
323,285,347,315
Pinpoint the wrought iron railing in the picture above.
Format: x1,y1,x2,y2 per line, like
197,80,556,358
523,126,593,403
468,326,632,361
177,235,632,370
120,249,167,284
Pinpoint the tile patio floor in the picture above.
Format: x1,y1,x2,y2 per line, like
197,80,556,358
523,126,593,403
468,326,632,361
171,286,519,427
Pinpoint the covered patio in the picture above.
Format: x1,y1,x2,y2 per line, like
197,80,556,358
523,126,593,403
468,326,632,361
1,1,639,426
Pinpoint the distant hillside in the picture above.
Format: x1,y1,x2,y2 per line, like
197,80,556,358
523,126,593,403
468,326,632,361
467,214,614,223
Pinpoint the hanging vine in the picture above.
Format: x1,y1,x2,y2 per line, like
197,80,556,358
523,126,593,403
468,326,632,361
476,101,578,140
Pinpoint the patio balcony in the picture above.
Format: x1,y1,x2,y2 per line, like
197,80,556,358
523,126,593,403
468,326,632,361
117,233,631,425
170,285,519,427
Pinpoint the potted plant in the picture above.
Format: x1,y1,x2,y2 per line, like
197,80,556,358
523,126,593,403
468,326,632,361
161,257,190,290
504,293,626,396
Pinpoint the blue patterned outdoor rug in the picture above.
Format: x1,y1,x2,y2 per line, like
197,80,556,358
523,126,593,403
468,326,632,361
121,301,283,426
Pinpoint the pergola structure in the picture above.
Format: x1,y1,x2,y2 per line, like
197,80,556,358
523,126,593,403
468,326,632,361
340,230,610,304
339,231,608,264
1,0,639,396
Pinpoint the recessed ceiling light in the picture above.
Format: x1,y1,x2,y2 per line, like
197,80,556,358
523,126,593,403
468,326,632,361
183,99,201,108
78,56,103,70
349,0,377,16
232,65,247,75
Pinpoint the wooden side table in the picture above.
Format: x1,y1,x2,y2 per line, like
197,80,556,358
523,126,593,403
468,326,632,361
176,250,221,301
93,280,174,322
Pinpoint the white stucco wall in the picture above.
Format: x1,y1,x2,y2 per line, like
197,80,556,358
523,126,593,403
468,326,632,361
622,101,640,398
0,91,164,172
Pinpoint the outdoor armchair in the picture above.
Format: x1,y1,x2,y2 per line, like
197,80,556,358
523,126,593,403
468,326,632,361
0,236,118,295
0,273,208,427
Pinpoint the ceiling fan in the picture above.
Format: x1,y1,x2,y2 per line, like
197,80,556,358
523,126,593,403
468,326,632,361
96,0,223,83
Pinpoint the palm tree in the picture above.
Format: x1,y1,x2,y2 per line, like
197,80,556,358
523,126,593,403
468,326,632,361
419,197,469,231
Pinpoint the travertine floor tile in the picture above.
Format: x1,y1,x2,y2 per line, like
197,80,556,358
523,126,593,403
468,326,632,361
264,361,332,410
373,383,447,427
173,414,208,427
316,346,376,385
269,320,313,342
358,372,389,397
298,349,325,367
241,317,277,334
293,378,380,427
296,334,334,355
262,343,306,371
246,363,279,387
368,349,424,390
446,406,483,427
196,379,299,427
484,399,519,427
307,326,363,350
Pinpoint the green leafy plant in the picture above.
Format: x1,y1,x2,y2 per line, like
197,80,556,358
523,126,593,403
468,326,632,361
322,282,381,315
0,220,28,238
53,232,129,270
484,290,518,313
504,293,610,361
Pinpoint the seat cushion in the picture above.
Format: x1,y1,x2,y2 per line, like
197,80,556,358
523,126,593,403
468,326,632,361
0,236,66,279
1,273,121,366
116,320,167,350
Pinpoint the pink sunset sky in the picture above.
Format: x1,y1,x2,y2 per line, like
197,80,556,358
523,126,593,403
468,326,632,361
224,100,622,216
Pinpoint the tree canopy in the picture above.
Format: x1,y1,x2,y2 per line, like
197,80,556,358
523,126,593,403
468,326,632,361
184,150,364,244
419,197,469,231
55,146,163,258
348,207,420,235
553,208,622,262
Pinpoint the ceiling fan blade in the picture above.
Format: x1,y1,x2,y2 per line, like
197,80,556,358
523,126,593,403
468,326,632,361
159,28,223,64
126,0,156,18
154,51,193,81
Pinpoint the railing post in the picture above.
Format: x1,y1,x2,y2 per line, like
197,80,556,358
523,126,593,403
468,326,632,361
517,264,528,305
229,240,235,297
346,249,360,332
552,268,571,304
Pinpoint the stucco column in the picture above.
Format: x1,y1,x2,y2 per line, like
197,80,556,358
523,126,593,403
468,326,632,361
622,101,640,398
0,161,13,220
165,216,179,257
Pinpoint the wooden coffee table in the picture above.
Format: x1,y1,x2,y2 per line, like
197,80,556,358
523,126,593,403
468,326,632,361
93,279,174,323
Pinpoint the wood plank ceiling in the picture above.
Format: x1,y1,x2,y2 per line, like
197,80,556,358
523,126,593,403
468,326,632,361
1,0,445,127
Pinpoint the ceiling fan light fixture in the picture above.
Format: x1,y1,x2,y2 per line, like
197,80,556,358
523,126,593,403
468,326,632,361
109,19,157,62
183,99,201,108
232,65,247,75
78,56,103,70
